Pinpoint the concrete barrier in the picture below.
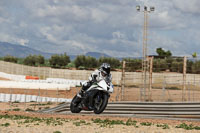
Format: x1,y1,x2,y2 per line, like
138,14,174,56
0,81,70,90
0,93,71,102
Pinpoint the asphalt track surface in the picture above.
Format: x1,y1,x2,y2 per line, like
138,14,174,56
39,101,200,121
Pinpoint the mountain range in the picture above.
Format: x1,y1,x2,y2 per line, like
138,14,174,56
0,42,110,59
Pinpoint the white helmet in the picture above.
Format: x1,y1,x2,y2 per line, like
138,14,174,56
99,63,111,75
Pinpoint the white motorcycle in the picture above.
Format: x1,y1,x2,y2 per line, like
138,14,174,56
70,80,114,114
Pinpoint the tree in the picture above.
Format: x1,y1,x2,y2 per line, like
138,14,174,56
98,57,121,69
49,54,60,68
192,52,197,58
24,55,37,66
165,50,172,57
62,53,71,66
3,55,18,63
156,48,165,57
49,53,70,68
74,55,86,68
37,55,45,65
74,55,98,69
23,55,45,66
156,48,172,58
85,56,98,68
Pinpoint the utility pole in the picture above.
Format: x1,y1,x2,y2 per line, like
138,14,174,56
136,5,155,101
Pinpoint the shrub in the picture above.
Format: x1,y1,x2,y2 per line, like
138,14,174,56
191,60,200,74
171,61,183,73
66,62,75,68
153,59,168,72
123,58,142,72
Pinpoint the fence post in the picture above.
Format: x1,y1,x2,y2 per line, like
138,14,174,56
38,66,40,79
35,88,40,110
188,82,190,101
115,72,121,101
148,57,153,101
193,75,195,101
45,88,48,103
56,87,59,104
38,87,41,103
121,61,126,101
24,89,27,110
9,88,12,110
162,76,166,102
182,56,187,101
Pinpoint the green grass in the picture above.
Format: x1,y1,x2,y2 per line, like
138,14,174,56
176,123,200,130
166,86,181,90
12,101,20,103
140,122,152,126
92,118,125,127
25,108,34,112
29,102,53,106
1,123,10,127
44,106,50,109
0,114,65,126
92,118,139,128
58,102,66,105
73,120,91,126
157,124,170,129
125,118,138,127
0,114,199,131
53,131,62,133
152,86,181,90
12,108,21,111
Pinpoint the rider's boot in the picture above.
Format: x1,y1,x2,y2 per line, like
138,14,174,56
77,82,91,98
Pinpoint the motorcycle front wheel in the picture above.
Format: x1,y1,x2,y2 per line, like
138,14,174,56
93,93,109,114
70,95,82,113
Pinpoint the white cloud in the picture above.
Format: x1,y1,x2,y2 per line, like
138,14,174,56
91,9,108,23
173,0,200,14
0,17,11,24
0,33,29,46
0,0,199,57
112,31,126,39
18,39,29,46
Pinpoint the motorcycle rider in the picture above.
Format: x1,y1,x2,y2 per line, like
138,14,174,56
77,63,112,109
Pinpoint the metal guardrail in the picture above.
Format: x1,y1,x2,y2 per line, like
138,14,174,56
39,102,200,121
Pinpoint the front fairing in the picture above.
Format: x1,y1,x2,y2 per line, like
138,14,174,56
108,83,114,93
87,80,113,93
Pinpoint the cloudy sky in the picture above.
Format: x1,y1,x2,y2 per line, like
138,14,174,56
0,0,200,57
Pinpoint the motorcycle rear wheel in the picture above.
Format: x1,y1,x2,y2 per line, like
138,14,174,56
93,93,109,114
70,95,82,113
